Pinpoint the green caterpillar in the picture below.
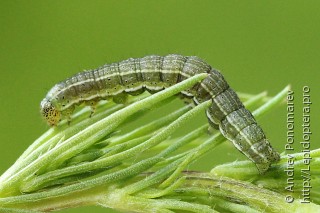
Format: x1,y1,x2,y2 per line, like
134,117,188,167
40,54,280,173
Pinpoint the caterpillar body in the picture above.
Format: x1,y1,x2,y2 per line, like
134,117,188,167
40,54,280,173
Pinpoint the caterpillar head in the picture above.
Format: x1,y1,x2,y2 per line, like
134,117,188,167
40,98,61,126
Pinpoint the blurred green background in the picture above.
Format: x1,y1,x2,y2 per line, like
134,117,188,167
0,1,319,212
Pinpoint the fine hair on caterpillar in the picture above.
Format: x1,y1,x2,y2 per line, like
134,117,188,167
40,54,280,173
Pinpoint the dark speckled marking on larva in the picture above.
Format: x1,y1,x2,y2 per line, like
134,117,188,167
40,54,280,173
